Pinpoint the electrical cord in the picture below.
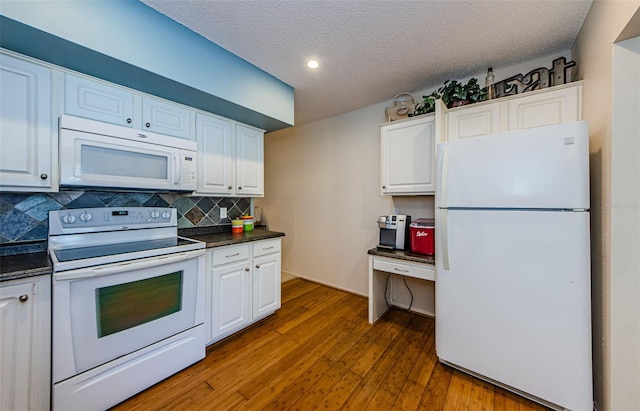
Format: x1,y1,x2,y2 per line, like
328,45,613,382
384,273,414,311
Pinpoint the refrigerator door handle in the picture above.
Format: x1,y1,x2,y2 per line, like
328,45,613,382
441,209,450,270
439,147,449,209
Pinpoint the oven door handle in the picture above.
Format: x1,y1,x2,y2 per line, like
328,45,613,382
54,249,205,281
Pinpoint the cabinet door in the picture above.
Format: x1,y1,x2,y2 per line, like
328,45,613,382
0,54,53,191
252,253,281,320
196,113,234,195
210,261,251,341
65,74,134,127
0,282,33,411
235,125,264,197
381,116,436,195
446,102,500,141
142,97,192,139
508,85,581,130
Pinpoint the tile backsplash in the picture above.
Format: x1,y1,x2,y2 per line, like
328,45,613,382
0,190,251,253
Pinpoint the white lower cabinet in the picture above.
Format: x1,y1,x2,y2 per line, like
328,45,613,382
252,239,282,319
0,275,51,411
206,239,281,345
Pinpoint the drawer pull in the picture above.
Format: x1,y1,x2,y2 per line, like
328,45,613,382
263,246,274,250
226,252,240,258
394,268,410,273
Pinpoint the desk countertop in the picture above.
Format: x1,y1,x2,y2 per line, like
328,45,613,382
367,247,435,265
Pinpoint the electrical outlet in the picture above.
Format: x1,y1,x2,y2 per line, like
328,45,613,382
220,207,227,219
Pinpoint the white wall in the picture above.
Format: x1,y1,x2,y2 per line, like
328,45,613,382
257,51,576,317
610,34,640,411
257,101,399,296
572,2,640,410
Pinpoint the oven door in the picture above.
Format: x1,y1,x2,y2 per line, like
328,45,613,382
52,249,205,383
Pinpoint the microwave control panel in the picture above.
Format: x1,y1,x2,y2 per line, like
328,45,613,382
180,152,197,189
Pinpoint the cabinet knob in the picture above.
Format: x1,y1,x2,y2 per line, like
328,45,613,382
145,122,151,128
255,264,261,269
238,186,242,190
18,294,28,303
228,186,233,190
40,173,48,180
245,267,250,272
126,118,132,124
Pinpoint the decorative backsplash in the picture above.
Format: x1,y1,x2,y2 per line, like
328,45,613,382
0,190,251,253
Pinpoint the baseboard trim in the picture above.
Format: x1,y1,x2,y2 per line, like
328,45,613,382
280,269,367,298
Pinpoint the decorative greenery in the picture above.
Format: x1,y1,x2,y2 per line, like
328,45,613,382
412,77,488,116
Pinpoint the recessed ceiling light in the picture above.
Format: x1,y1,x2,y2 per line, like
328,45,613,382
307,59,319,69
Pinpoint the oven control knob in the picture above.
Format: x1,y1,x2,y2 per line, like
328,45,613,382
161,211,171,219
62,214,76,224
79,212,93,222
150,210,160,219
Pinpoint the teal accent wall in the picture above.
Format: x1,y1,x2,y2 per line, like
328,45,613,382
0,0,294,131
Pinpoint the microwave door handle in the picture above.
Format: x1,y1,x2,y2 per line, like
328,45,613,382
173,152,180,185
54,249,206,281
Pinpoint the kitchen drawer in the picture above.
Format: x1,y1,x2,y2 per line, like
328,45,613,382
252,239,281,258
373,258,435,281
210,244,250,266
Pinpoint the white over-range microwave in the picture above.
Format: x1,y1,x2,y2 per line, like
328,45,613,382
59,115,197,192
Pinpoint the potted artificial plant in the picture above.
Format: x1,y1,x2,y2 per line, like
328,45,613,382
412,77,488,115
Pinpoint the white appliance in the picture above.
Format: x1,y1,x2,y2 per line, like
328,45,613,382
377,214,410,250
435,121,592,411
59,115,197,192
48,207,206,411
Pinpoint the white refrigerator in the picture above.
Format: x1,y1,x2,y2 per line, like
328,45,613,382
435,121,592,411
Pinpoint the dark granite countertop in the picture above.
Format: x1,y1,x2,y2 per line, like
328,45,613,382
0,251,52,282
182,229,285,248
368,247,435,265
1,228,285,282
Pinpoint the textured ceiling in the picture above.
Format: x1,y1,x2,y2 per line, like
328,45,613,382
141,0,592,126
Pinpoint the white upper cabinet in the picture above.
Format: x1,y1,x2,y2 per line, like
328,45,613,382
445,82,582,141
65,74,193,139
507,84,581,130
235,125,264,197
195,113,264,197
196,113,234,195
446,102,500,141
0,53,54,192
380,115,436,195
142,96,192,139
65,74,135,127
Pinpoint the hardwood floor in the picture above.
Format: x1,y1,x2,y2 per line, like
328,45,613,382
112,278,550,411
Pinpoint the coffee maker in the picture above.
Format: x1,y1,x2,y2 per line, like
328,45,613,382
377,214,411,250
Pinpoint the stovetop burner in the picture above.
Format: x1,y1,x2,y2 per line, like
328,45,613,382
52,237,200,263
